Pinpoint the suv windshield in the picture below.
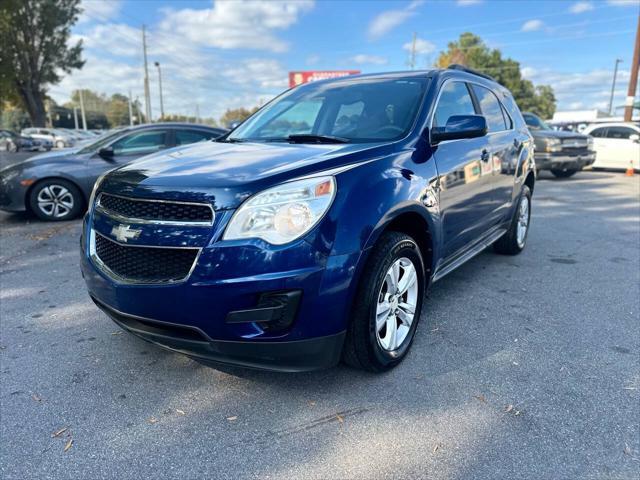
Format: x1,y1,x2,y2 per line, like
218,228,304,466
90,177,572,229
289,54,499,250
523,113,552,131
228,77,429,143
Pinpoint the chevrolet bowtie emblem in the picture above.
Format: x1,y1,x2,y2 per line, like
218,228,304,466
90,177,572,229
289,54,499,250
111,224,141,243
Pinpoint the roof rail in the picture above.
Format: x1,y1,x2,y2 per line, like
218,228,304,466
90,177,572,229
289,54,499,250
447,64,496,82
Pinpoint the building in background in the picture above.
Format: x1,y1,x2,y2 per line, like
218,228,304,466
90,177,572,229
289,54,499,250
289,70,360,88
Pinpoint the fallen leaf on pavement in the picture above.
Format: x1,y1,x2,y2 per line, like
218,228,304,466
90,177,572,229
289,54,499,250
51,427,68,438
64,439,73,452
433,443,440,453
624,444,632,456
176,409,185,415
147,417,158,424
474,395,487,403
31,394,42,402
226,416,238,421
111,331,122,336
505,404,514,413
336,414,344,424
308,401,316,407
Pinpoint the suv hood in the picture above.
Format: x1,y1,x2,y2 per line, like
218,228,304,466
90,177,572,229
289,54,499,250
102,140,392,210
530,129,589,139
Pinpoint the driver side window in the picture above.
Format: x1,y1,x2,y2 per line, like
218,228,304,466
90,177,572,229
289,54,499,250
111,130,167,156
434,82,476,127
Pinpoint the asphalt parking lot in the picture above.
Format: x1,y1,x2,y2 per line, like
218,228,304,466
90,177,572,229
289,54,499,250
1,166,639,479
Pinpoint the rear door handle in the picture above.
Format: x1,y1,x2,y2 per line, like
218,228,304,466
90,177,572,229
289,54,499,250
481,149,490,162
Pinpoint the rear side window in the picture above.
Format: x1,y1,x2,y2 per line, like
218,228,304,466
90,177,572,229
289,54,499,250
606,126,635,139
175,129,215,145
433,81,476,127
471,85,507,132
589,127,607,138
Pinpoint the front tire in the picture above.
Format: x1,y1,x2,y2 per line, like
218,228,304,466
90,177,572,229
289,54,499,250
551,168,578,178
28,179,83,221
343,231,425,372
494,185,531,255
55,140,65,149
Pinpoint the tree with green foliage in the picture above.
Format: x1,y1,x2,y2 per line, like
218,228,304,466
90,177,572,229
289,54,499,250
219,107,259,127
0,0,84,126
436,33,556,119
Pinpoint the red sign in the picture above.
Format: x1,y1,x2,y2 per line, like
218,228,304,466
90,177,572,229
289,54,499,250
289,70,360,88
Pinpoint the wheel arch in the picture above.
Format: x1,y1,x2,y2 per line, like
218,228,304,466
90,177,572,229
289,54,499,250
524,170,535,193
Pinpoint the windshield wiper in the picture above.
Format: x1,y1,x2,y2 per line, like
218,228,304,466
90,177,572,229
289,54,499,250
285,134,350,144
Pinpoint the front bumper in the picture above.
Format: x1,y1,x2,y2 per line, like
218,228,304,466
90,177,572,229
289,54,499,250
92,296,345,372
535,151,596,171
0,173,28,212
80,211,359,371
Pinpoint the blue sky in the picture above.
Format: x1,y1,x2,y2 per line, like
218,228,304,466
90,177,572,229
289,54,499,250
52,0,639,120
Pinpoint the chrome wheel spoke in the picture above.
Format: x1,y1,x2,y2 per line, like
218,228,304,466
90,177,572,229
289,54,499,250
397,265,416,295
385,316,398,350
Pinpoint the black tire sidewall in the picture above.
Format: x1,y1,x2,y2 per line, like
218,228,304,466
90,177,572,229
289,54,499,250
516,187,532,250
29,179,83,221
365,237,424,368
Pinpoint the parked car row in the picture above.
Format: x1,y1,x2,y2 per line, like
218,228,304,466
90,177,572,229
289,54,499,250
0,123,226,220
524,112,639,176
0,129,53,152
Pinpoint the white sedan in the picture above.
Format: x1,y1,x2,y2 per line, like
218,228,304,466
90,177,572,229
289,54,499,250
582,122,640,171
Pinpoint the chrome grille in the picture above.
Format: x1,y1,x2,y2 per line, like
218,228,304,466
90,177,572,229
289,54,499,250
92,232,199,283
97,193,213,225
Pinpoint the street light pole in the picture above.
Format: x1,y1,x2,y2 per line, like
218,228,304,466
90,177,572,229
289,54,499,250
154,61,165,120
608,58,623,116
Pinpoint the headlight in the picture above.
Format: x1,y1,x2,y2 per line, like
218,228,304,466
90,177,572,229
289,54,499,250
544,138,562,152
88,172,109,210
223,176,336,245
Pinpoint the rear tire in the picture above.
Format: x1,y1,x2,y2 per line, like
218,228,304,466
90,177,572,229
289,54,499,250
551,169,578,178
494,185,531,255
28,179,83,221
343,231,425,372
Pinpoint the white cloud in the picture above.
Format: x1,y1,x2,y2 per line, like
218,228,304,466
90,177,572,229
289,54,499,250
306,54,320,66
402,37,436,55
368,0,424,40
522,67,631,112
521,19,544,32
221,59,289,89
607,0,639,5
569,1,594,13
349,54,388,65
158,0,314,53
78,0,122,24
456,0,483,5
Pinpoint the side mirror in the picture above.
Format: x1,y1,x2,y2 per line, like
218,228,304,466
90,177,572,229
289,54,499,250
630,134,640,144
98,146,115,160
431,115,488,143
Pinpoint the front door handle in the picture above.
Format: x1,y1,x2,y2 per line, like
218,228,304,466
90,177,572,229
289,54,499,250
481,149,490,162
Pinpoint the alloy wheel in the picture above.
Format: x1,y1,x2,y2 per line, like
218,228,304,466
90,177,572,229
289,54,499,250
36,184,75,219
516,195,530,248
376,257,418,351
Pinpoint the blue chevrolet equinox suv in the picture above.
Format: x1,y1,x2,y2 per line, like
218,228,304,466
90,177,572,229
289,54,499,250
81,66,536,372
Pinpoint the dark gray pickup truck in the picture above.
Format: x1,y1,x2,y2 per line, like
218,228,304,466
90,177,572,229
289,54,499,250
523,112,595,178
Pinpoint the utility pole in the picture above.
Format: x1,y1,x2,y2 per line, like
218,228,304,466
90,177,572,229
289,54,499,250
73,106,79,129
78,89,87,130
195,103,200,123
45,100,53,127
608,58,623,116
128,89,134,126
142,25,152,123
624,14,640,122
409,32,417,70
154,61,164,120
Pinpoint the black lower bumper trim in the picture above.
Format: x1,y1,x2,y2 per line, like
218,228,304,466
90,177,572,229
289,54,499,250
91,297,345,372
